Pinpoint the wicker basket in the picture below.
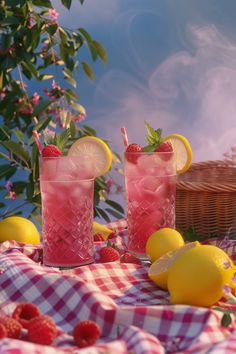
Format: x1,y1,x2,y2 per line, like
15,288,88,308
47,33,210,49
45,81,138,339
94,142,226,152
176,160,236,238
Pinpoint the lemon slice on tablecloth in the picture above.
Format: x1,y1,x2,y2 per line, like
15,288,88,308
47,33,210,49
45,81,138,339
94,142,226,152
68,136,113,177
162,133,192,174
93,221,113,240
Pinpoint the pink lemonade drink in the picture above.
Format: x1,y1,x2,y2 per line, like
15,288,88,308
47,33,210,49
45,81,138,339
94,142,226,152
124,151,176,258
40,156,94,268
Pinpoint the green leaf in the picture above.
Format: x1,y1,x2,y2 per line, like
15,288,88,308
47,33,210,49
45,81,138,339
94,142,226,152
105,208,124,220
55,129,71,150
46,24,58,36
61,0,72,9
105,199,124,214
87,42,98,61
0,165,17,180
21,61,39,80
14,130,24,143
70,121,76,138
39,74,54,80
65,76,77,88
0,141,30,166
144,120,162,147
96,207,110,223
31,143,39,182
0,125,11,140
33,100,51,117
93,40,108,64
82,125,96,136
64,88,78,103
32,0,52,7
43,132,54,145
12,181,27,194
81,62,94,80
221,313,232,328
79,28,92,43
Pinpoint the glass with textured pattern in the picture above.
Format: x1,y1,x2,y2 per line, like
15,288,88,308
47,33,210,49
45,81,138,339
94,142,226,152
124,151,176,259
39,156,94,268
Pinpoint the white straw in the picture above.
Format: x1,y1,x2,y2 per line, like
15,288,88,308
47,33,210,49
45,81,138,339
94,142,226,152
120,127,129,148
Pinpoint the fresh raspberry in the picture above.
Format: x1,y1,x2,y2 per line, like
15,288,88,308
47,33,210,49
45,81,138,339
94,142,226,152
0,323,7,339
107,231,116,240
94,233,104,242
42,145,62,158
27,315,57,345
0,316,22,339
73,320,101,348
98,246,120,263
155,142,173,161
125,143,142,164
12,303,41,329
120,252,142,264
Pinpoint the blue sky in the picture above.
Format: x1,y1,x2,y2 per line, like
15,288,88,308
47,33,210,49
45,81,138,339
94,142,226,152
54,0,236,162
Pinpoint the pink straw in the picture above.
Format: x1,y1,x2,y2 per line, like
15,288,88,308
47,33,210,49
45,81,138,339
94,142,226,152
32,130,43,155
120,127,129,148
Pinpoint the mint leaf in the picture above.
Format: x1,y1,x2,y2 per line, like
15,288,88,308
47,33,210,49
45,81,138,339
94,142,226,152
144,120,162,148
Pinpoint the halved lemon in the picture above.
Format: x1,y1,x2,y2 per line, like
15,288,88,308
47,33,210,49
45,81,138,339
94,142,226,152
162,134,192,174
148,241,199,290
68,136,113,177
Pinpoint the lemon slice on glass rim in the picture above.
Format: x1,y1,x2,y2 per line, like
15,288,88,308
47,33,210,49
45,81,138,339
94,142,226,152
162,133,192,174
68,136,113,177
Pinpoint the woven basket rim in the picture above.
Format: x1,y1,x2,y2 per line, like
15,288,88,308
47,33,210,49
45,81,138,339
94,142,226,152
177,159,236,192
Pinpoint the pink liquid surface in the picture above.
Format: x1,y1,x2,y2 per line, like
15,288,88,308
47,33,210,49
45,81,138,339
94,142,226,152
40,157,94,267
125,152,176,257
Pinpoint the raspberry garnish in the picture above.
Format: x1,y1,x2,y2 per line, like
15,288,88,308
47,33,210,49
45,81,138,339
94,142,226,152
42,144,62,158
27,315,57,345
0,323,7,339
125,143,142,164
98,246,120,263
94,233,104,242
0,316,22,339
73,320,101,348
155,142,173,161
12,303,41,329
120,252,142,264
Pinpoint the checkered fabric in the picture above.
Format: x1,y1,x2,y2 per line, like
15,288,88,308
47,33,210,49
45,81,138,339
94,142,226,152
0,219,236,353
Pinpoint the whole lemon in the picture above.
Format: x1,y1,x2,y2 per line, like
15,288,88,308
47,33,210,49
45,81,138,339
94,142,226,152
168,245,236,307
146,228,185,263
148,242,199,290
0,216,40,244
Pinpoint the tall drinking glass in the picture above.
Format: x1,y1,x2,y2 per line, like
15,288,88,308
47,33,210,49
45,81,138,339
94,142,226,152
124,151,176,259
39,156,94,268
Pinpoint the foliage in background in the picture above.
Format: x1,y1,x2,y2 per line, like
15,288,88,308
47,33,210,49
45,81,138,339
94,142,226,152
0,0,124,224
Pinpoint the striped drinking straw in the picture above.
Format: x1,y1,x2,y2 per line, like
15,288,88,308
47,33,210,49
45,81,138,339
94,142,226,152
120,127,129,148
32,130,43,155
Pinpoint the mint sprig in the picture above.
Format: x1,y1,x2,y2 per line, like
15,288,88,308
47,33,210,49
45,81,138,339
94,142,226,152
142,120,162,152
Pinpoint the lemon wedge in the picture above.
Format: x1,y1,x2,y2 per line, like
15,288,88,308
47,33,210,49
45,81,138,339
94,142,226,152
68,136,113,177
93,221,113,240
162,134,192,174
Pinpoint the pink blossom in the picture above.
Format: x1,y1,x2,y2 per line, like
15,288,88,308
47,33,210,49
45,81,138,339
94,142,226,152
28,16,36,29
31,92,40,106
9,191,16,200
5,180,13,192
106,179,113,193
48,8,59,24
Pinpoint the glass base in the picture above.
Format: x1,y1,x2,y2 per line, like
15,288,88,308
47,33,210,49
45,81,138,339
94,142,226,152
44,258,94,269
129,249,150,261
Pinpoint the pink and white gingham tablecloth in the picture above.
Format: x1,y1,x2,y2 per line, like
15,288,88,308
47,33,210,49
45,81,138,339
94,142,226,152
0,219,236,354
